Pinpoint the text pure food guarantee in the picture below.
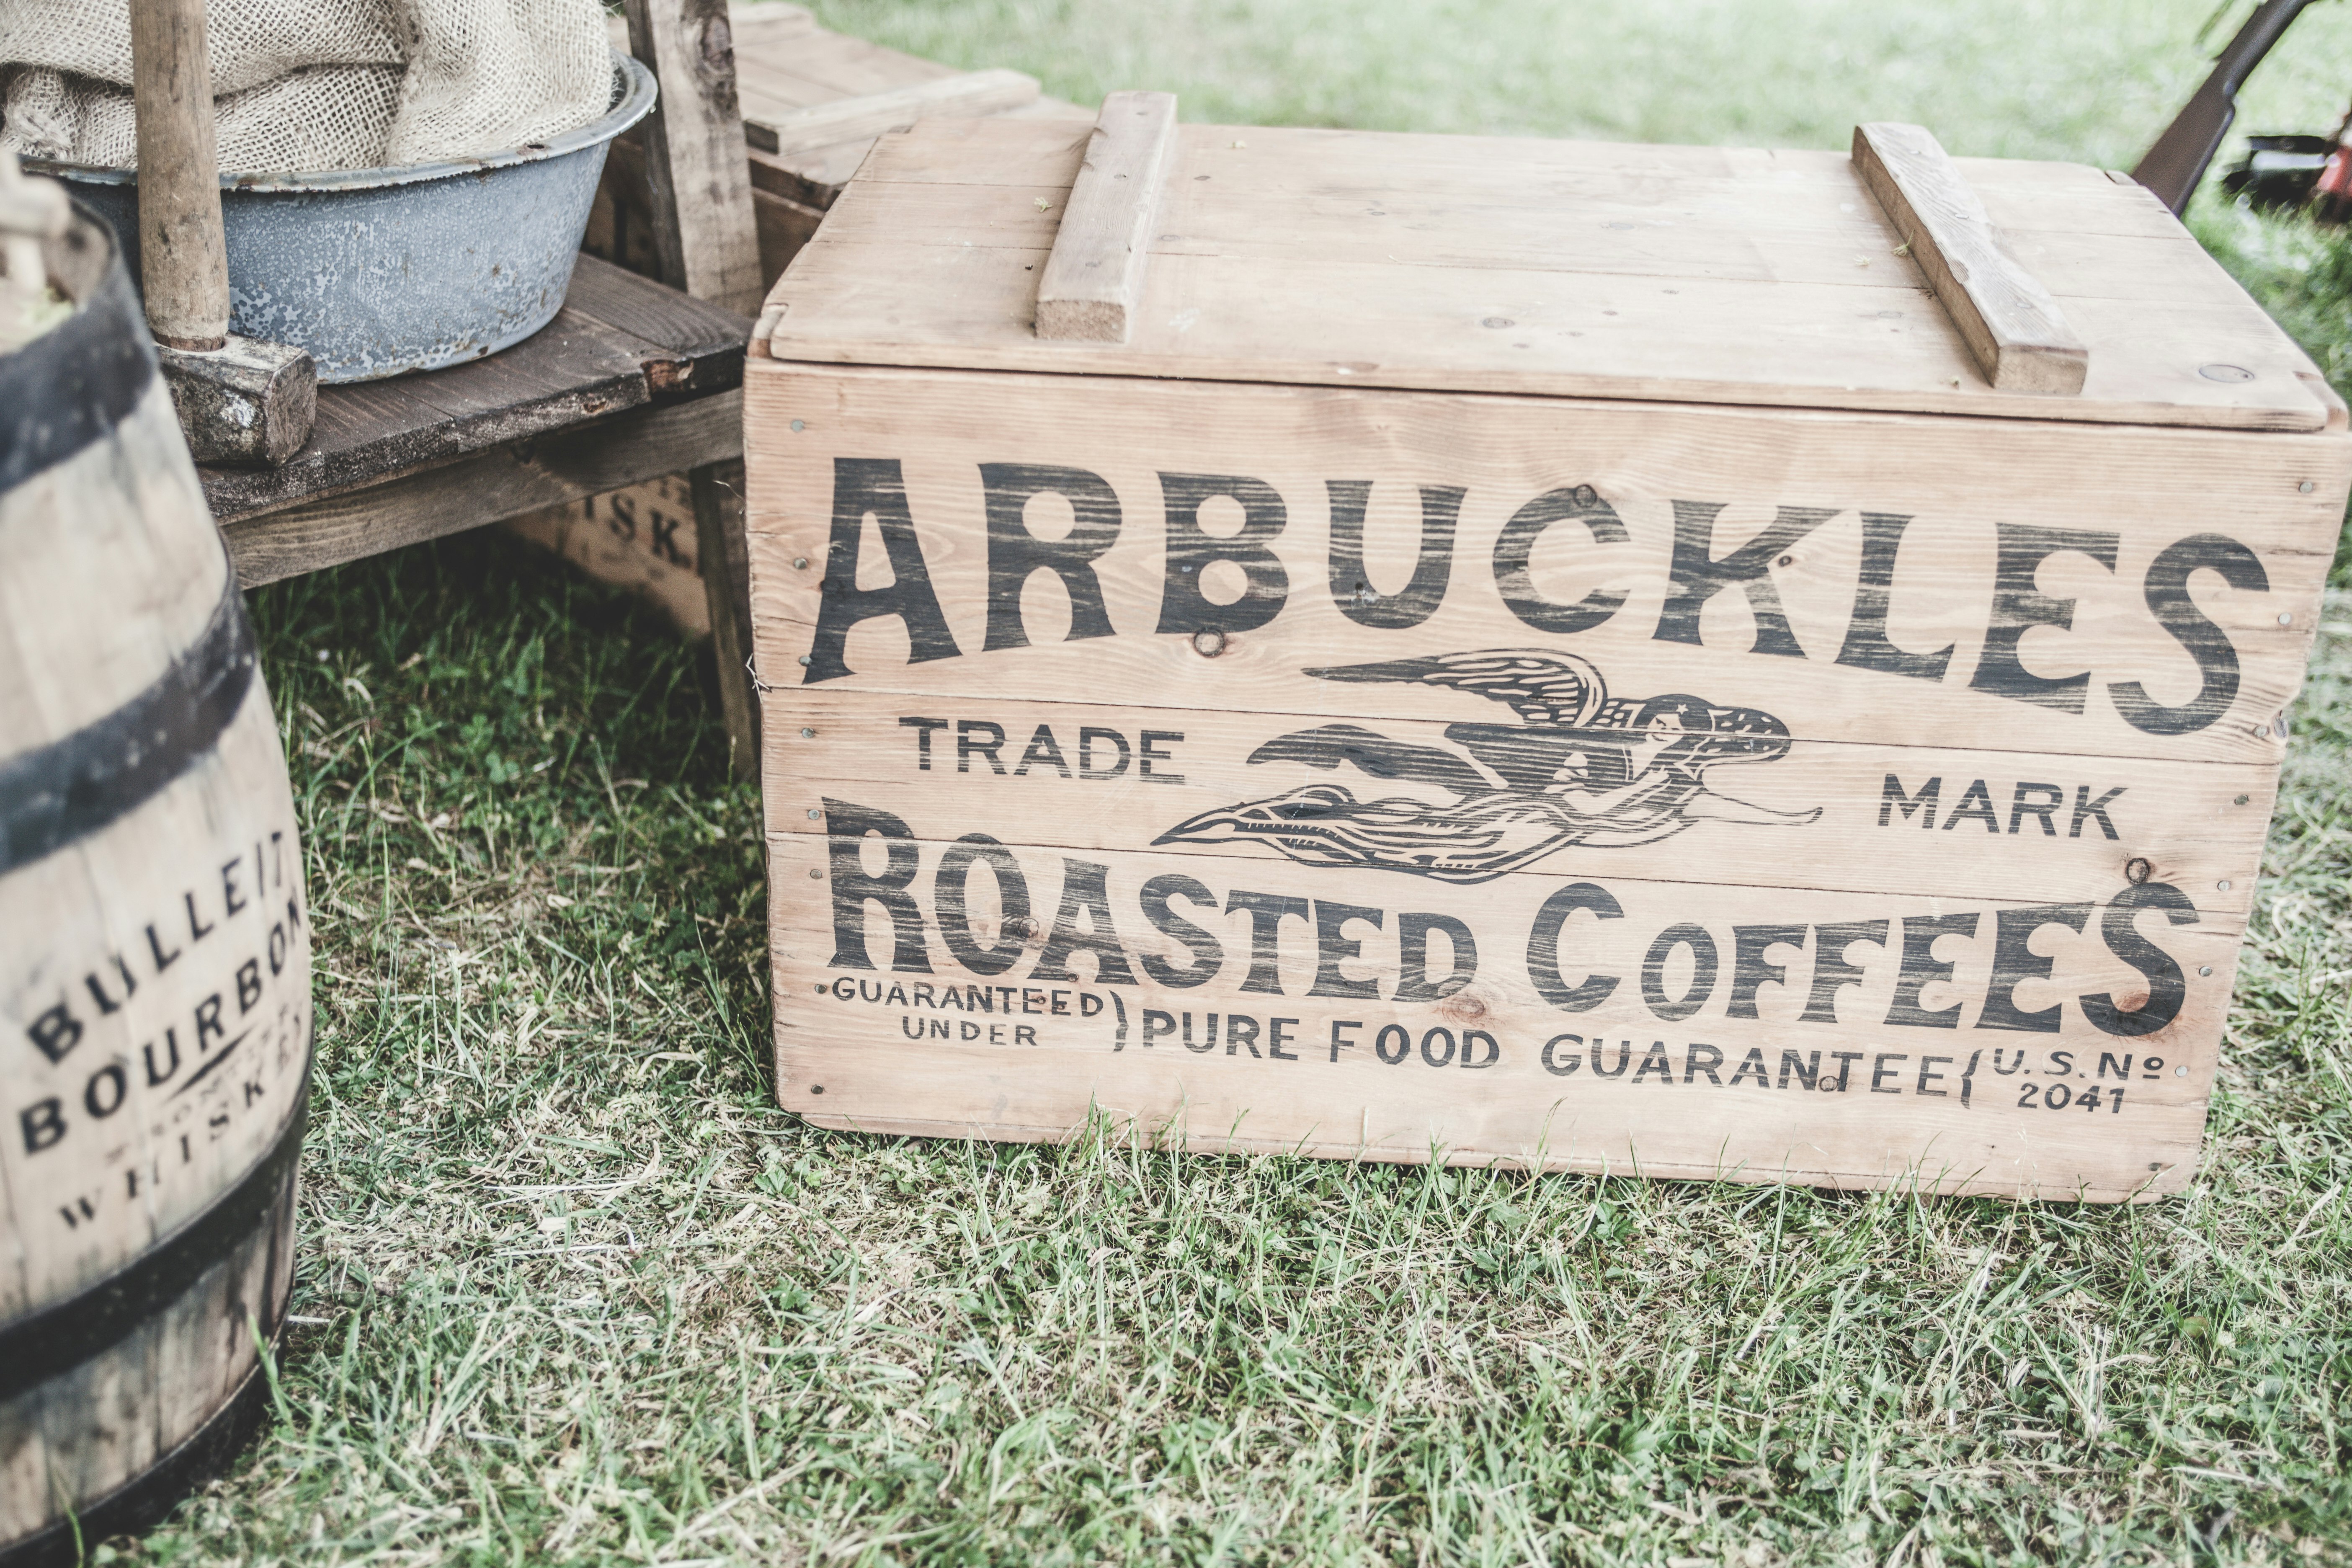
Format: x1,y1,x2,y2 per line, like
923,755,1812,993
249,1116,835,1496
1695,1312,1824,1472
743,120,2348,1201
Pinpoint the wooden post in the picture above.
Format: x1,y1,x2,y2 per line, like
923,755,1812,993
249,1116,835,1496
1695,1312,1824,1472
690,460,761,773
127,0,229,351
625,0,765,776
624,0,766,317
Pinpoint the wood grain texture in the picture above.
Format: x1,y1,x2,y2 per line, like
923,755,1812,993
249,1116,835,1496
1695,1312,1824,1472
126,0,228,349
1853,123,2089,395
744,69,1040,156
758,691,2275,913
0,374,309,1548
763,828,2231,1202
625,0,768,317
740,352,2344,1199
693,459,763,775
758,119,2331,432
199,257,749,526
157,335,315,467
1034,92,1178,343
224,390,743,586
505,472,713,637
743,362,2344,766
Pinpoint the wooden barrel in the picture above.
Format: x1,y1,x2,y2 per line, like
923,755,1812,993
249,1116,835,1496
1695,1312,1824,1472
0,208,311,1563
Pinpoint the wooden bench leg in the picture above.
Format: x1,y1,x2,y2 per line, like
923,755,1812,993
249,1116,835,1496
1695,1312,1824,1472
690,459,761,778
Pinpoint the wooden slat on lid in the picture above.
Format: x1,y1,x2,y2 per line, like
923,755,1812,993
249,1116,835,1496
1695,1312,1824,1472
1852,122,2087,395
758,118,2334,432
1035,92,1178,342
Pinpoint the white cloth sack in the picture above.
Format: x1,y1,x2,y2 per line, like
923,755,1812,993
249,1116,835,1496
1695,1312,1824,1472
0,0,611,173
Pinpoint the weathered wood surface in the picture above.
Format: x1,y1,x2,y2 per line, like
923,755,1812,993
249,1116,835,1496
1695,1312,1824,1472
1852,122,2089,395
745,364,2343,766
224,390,742,587
126,0,229,350
741,351,2348,1200
505,472,713,637
747,70,1042,157
2,219,309,1553
196,257,749,526
626,0,767,317
757,119,2337,433
693,459,763,772
591,3,1089,293
157,334,316,468
760,694,2275,912
764,831,2233,1201
1035,92,1178,343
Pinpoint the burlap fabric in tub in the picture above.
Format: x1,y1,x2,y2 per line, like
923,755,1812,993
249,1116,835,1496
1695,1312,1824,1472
23,52,655,382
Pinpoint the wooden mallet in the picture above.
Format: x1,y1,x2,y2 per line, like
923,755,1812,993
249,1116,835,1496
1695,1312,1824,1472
128,0,315,467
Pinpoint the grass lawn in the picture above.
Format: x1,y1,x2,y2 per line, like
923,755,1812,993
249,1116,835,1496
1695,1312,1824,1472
105,2,2352,1563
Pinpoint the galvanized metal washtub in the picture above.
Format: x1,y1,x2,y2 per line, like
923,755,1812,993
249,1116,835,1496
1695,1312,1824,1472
25,51,656,383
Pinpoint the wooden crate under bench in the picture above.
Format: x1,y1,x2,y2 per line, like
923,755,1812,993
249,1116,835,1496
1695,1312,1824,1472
741,100,2350,1201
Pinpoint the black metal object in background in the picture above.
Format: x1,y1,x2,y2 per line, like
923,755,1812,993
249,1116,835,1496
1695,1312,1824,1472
2134,0,2324,214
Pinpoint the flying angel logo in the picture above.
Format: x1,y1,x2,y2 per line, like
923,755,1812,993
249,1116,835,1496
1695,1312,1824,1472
1155,649,1821,884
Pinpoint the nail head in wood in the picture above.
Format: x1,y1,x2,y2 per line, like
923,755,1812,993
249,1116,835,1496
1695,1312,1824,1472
1035,90,1179,344
1851,122,2088,396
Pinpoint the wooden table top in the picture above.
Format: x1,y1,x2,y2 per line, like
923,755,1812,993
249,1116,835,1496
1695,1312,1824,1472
199,256,751,526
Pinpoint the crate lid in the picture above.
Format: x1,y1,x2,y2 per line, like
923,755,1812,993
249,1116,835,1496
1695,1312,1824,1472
755,103,2343,434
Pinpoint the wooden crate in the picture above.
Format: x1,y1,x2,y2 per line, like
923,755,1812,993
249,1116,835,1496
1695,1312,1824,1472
740,103,2352,1201
505,473,711,637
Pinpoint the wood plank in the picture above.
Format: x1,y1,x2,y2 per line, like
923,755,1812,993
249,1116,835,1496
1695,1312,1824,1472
693,459,763,776
808,168,2256,304
1035,92,1177,343
555,263,748,371
757,691,2275,915
627,0,767,317
740,361,2346,768
1853,123,2088,395
766,240,2330,435
762,827,2231,1202
224,391,742,585
760,119,2329,432
201,258,747,523
753,187,825,283
745,70,1042,157
741,27,961,100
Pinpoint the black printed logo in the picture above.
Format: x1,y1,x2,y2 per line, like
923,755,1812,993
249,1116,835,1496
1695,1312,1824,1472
1155,650,1819,883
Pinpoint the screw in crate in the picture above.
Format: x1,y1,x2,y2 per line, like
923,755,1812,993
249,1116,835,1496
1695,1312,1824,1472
793,557,809,569
807,808,821,819
800,727,815,738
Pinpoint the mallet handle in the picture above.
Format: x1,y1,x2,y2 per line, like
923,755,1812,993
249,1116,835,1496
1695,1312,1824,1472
128,0,229,351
